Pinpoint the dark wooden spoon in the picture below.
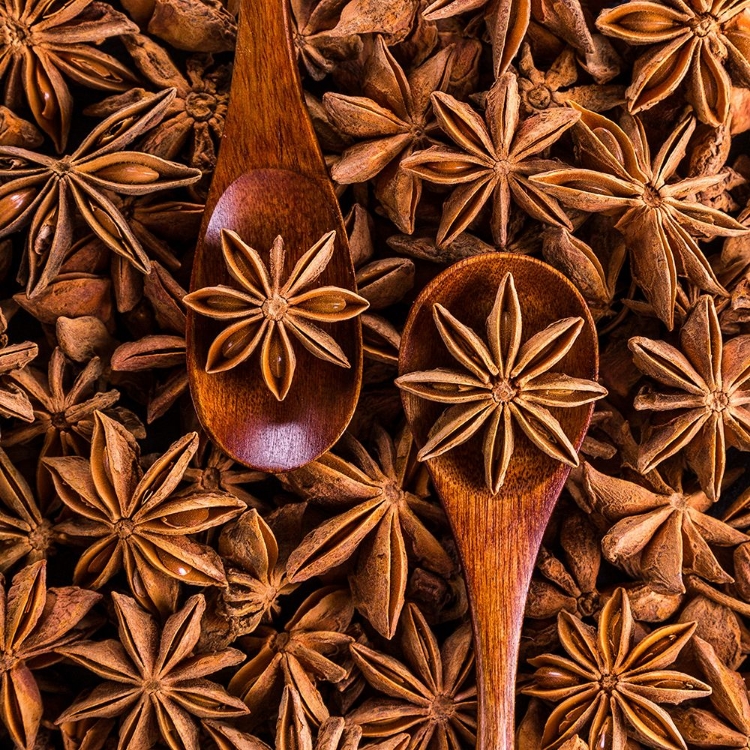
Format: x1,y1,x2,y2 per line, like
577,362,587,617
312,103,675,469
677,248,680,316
186,0,362,472
399,253,599,749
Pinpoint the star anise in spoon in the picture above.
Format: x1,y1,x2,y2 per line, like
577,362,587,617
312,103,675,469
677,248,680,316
396,271,607,493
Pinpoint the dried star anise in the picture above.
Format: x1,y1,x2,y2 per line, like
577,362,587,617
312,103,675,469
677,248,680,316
629,294,750,500
523,587,711,750
44,411,244,615
0,560,100,750
402,71,580,247
57,592,249,749
396,271,607,492
0,0,138,151
0,89,201,297
184,228,368,400
348,603,476,748
531,106,747,328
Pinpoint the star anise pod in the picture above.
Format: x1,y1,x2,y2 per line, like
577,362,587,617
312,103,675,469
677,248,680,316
401,71,580,247
291,0,362,81
348,603,477,748
184,228,368,400
596,0,750,127
183,438,267,509
0,560,101,750
527,508,602,619
582,462,748,594
283,425,453,638
0,0,138,151
523,587,711,750
57,592,249,750
671,636,750,747
0,339,38,422
215,507,301,639
44,411,244,616
531,106,747,329
629,294,750,500
0,89,202,297
323,37,454,233
228,587,354,729
275,685,411,750
86,34,231,174
0,447,59,572
396,271,607,493
517,43,625,116
1,348,140,474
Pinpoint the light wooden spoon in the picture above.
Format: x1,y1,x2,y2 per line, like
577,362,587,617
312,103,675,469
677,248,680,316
398,253,599,749
186,0,362,472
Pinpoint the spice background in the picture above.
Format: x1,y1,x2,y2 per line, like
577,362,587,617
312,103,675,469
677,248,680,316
1,0,750,748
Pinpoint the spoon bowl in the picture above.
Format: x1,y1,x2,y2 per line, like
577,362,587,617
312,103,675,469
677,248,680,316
186,0,362,472
399,252,599,749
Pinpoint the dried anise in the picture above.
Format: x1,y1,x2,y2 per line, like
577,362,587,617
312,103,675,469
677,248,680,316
396,272,607,493
283,426,453,638
86,34,232,174
0,446,58,572
596,0,750,127
228,587,354,728
0,0,138,151
0,560,100,750
0,89,201,297
523,587,711,750
517,44,624,116
57,592,249,750
629,294,750,501
348,604,476,747
184,229,368,400
402,71,579,247
1,348,128,464
582,462,747,594
216,507,301,639
44,411,244,616
324,36,454,233
531,105,747,328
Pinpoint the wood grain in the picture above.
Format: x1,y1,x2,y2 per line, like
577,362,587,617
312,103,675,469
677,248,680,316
186,0,362,471
399,254,599,750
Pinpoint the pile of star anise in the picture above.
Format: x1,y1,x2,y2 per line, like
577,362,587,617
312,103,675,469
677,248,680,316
0,0,749,747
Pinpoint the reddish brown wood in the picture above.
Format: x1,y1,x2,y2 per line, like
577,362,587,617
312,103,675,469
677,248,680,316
187,0,362,471
399,254,599,750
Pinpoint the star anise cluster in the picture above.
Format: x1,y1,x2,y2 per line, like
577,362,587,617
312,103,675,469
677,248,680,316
0,0,749,748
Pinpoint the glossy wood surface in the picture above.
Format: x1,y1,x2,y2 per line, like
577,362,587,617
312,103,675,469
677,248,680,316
187,0,362,471
399,254,598,749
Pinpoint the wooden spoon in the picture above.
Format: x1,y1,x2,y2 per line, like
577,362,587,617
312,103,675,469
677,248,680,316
186,0,362,472
399,253,599,749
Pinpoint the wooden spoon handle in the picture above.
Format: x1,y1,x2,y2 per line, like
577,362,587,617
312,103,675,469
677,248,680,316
450,484,566,748
211,0,327,199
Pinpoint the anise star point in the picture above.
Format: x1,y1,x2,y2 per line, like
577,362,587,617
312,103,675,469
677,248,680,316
184,228,369,401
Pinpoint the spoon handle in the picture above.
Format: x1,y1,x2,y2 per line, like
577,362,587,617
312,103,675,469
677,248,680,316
210,0,327,203
446,482,564,749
